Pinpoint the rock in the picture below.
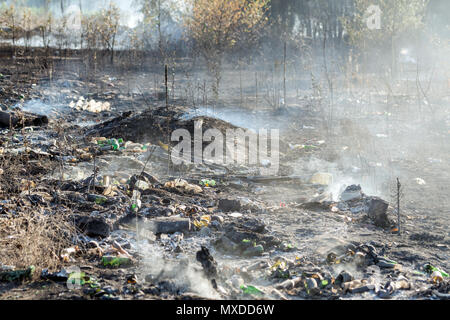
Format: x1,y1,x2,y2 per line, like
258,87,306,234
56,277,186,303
215,235,239,253
145,217,191,234
243,244,264,257
350,205,366,214
367,197,390,228
210,220,222,231
376,259,397,269
157,279,179,293
393,279,410,290
340,185,363,202
222,221,280,252
350,284,375,294
211,215,224,224
336,271,354,285
241,219,267,233
218,199,242,212
337,201,349,211
231,275,244,288
199,226,212,237
73,215,111,238
142,205,176,217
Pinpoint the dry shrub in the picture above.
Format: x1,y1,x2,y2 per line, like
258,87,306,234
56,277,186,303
0,151,74,275
0,209,75,274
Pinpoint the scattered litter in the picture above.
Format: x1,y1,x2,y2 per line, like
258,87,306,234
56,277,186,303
158,141,169,151
61,246,80,262
229,212,243,218
309,173,333,186
97,138,124,151
199,179,216,187
0,266,35,282
69,97,111,113
415,178,426,185
424,264,448,278
101,256,133,268
193,215,211,229
240,285,264,296
164,179,202,194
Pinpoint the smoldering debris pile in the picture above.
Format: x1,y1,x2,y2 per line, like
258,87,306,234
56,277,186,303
85,105,243,146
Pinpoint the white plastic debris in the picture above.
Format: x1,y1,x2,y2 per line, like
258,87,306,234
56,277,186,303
164,179,202,194
260,159,271,167
414,178,426,185
229,212,243,218
351,166,361,173
69,97,111,113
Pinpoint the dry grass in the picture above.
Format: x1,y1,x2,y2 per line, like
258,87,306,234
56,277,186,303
0,148,76,275
0,210,75,273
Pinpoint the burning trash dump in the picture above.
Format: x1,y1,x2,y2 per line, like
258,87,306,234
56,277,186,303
0,0,448,310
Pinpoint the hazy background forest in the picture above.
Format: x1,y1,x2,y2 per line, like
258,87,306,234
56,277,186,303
0,0,448,95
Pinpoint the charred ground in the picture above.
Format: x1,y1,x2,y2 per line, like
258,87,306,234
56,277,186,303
0,45,448,300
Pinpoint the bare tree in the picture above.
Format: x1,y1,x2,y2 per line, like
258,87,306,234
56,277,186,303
185,0,269,100
97,2,121,65
0,3,20,56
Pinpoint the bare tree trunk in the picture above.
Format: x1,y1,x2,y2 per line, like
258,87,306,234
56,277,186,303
157,0,163,62
283,40,287,106
397,178,401,235
239,61,243,107
255,72,258,109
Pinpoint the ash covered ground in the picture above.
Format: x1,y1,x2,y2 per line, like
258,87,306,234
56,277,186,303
0,58,448,300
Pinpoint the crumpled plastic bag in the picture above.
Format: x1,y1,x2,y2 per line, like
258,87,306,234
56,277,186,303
164,179,202,194
193,215,211,229
69,97,110,113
